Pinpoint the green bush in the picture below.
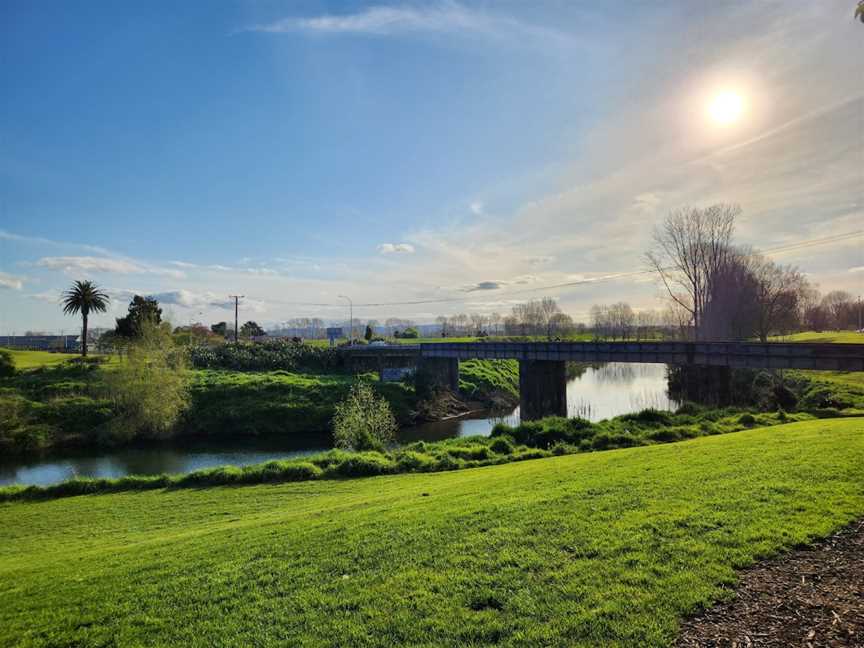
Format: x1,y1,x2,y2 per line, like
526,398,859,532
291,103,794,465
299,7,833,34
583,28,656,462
0,350,15,377
332,381,398,451
103,323,190,441
445,445,490,461
489,436,514,455
191,340,342,372
620,408,673,426
738,413,756,427
396,451,436,472
331,452,395,477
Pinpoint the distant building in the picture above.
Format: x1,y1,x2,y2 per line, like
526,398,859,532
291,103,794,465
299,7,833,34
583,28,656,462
0,335,80,351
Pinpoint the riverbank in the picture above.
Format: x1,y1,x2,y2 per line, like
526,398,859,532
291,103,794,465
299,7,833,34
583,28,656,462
0,350,518,455
1,404,849,501
1,418,862,646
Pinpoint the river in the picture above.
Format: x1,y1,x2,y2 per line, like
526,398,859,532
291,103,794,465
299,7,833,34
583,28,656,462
0,363,677,487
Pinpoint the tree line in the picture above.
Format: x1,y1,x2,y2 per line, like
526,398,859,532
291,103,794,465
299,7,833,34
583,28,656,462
645,204,862,341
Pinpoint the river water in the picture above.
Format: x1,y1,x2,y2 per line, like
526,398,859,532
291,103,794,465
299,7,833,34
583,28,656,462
0,363,677,487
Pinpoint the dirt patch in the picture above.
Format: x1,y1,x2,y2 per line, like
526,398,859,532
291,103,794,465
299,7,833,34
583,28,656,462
677,519,864,647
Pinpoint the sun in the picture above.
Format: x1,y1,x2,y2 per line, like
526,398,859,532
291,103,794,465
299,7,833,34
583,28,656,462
708,91,744,125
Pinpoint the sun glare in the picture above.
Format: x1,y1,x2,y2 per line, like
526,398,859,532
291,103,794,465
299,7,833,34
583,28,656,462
708,91,744,125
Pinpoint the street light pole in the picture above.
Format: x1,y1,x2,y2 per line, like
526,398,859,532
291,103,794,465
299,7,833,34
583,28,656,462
338,295,353,344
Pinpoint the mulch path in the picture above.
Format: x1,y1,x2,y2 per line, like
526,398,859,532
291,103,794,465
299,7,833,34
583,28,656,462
676,519,864,647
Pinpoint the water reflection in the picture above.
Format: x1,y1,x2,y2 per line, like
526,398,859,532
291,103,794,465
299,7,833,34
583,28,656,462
401,362,677,440
0,435,329,487
2,363,677,487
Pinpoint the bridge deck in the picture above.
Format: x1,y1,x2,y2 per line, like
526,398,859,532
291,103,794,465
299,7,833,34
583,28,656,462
417,341,864,371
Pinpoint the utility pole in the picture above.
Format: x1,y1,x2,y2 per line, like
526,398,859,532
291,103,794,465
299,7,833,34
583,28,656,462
338,295,353,344
229,295,244,343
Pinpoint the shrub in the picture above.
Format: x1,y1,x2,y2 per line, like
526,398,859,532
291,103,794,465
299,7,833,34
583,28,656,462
332,381,398,451
489,436,514,455
190,340,342,372
620,408,673,426
331,452,395,477
445,445,490,461
550,442,578,456
102,323,189,441
252,461,322,483
0,350,15,377
737,413,756,427
396,451,436,472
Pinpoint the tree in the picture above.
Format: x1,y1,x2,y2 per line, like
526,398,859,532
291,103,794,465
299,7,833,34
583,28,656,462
61,280,110,357
332,381,397,451
115,296,162,338
240,321,265,338
211,322,228,337
103,321,189,441
749,255,807,341
857,1,864,23
435,315,449,338
646,204,738,339
364,324,374,341
821,291,855,329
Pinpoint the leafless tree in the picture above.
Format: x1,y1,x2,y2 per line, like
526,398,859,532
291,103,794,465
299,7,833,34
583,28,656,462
821,290,856,329
749,254,807,342
646,204,738,339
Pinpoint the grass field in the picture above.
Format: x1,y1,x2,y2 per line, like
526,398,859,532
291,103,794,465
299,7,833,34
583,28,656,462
1,418,862,646
774,330,864,344
1,348,80,370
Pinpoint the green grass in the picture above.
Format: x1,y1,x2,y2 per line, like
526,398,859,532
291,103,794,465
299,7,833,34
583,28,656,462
0,348,81,370
773,330,864,344
1,418,862,646
459,358,519,399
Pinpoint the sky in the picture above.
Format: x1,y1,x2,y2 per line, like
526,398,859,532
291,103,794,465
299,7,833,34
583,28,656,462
1,0,863,333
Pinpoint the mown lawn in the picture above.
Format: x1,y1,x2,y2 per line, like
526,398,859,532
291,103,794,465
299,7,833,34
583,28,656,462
1,418,862,647
1,348,81,370
774,330,864,344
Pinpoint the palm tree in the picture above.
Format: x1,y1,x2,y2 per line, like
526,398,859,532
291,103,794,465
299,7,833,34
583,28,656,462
61,280,109,357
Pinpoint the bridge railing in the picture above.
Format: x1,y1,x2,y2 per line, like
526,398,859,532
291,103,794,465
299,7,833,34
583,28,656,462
418,341,864,371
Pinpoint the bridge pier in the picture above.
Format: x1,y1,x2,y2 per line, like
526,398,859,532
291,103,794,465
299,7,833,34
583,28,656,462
416,357,459,396
519,360,567,421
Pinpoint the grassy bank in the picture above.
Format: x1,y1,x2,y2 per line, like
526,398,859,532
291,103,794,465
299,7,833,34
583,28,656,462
773,330,864,344
0,349,515,454
0,406,839,502
1,418,862,646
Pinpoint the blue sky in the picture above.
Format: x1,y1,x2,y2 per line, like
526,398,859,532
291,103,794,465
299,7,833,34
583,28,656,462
1,1,862,332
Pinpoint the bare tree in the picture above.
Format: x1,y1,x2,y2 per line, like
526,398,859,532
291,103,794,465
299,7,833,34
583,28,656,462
488,312,502,336
646,204,738,339
821,291,855,330
749,255,807,341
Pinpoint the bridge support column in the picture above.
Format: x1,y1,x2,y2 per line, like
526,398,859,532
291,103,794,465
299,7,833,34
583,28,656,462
519,360,567,421
416,357,459,397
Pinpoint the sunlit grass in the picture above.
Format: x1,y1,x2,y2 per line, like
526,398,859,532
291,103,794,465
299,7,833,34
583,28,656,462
0,418,862,646
773,330,864,344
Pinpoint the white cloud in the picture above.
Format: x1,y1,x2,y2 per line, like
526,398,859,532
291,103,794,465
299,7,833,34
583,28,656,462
524,255,555,267
244,3,575,48
470,201,485,216
27,290,61,303
377,243,416,255
34,256,185,279
850,266,864,274
0,272,25,290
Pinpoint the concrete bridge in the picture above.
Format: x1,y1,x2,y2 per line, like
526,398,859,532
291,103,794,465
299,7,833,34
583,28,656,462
341,341,864,420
